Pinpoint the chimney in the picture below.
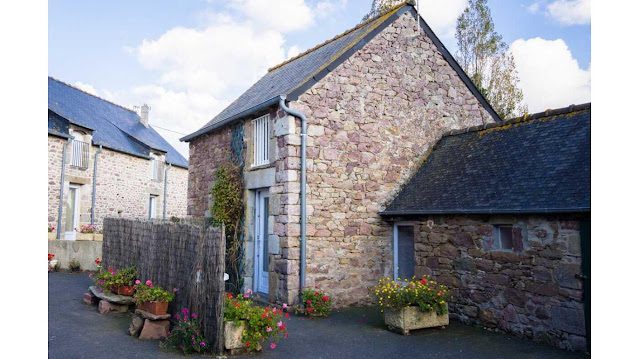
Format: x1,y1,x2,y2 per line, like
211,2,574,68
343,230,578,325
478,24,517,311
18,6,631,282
140,104,150,127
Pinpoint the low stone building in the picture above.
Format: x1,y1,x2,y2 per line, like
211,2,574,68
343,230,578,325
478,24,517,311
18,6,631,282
380,104,591,351
48,77,189,240
182,2,500,306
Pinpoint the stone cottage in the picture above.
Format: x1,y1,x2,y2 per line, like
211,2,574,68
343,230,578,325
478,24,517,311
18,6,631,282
48,77,189,240
182,2,500,306
380,103,591,351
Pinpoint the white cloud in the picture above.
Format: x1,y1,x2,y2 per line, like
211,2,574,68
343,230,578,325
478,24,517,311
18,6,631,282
228,0,314,32
526,1,543,14
510,37,590,112
417,0,468,39
315,0,348,18
73,82,98,96
547,0,590,25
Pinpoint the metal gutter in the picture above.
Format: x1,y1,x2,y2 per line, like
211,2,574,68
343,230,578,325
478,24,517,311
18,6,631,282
278,95,308,301
90,145,102,225
181,96,281,142
56,139,71,239
163,163,172,219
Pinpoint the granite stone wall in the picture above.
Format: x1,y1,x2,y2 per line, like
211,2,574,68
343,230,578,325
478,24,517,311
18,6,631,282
48,134,188,236
413,214,588,352
282,11,495,305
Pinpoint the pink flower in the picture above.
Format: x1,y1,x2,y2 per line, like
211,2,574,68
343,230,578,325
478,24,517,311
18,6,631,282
282,303,288,309
266,326,272,332
243,293,250,299
270,342,277,350
191,313,198,319
145,279,153,287
272,307,277,313
200,341,206,347
135,279,141,285
277,321,283,328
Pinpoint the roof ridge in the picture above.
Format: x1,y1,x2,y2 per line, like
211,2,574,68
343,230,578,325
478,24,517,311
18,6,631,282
441,103,591,138
267,1,411,72
48,76,139,116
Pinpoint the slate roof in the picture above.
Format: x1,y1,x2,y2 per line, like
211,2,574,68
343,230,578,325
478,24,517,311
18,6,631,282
181,2,500,142
381,104,591,216
48,77,188,168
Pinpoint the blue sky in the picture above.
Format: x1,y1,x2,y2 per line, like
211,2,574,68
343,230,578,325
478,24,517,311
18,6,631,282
49,0,591,158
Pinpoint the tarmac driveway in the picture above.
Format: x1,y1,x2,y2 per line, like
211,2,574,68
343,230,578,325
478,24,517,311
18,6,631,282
49,272,586,359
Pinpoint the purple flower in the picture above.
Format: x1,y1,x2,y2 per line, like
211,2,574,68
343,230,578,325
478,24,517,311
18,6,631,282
200,341,206,347
181,308,189,315
191,313,198,319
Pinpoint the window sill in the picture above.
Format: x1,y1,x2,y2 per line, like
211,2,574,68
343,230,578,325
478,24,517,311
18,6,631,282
249,163,273,171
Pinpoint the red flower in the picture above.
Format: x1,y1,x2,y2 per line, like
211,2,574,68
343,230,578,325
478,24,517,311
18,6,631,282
285,312,290,319
314,291,319,296
306,299,312,305
321,295,330,302
420,278,427,285
48,253,55,261
245,341,251,348
226,293,234,299
94,257,101,265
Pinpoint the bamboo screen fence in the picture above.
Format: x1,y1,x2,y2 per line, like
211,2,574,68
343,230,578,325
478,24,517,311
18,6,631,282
102,218,226,353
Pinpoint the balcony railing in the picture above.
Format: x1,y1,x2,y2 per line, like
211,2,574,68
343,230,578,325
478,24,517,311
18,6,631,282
70,140,90,170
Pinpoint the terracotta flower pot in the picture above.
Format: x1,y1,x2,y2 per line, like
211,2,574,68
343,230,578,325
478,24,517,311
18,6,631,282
115,285,135,296
141,301,169,315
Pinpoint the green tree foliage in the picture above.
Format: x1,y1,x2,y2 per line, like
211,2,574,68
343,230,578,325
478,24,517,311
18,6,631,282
455,0,526,118
362,0,409,21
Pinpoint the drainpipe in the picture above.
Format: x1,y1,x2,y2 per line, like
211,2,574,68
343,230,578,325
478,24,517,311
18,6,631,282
56,139,71,239
279,95,307,301
90,145,102,225
163,163,171,219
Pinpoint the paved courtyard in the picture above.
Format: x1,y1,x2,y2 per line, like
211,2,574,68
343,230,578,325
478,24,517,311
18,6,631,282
49,272,587,358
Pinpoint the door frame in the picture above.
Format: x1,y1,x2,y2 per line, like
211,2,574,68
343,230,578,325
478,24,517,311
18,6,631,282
253,189,270,294
392,222,416,280
64,184,80,240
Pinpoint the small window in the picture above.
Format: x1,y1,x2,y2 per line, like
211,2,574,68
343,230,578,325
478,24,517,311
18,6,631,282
493,225,514,251
393,223,415,280
148,195,158,219
252,114,270,166
70,137,90,170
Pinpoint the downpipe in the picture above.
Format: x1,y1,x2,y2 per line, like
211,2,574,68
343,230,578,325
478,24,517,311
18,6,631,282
56,139,71,239
279,95,307,303
163,163,171,219
90,145,102,225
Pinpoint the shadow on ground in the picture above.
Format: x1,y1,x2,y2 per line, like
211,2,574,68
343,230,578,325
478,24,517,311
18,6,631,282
49,272,587,359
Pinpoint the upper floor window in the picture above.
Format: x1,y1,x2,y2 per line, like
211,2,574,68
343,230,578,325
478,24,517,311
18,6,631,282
252,114,270,167
70,132,89,170
150,154,164,181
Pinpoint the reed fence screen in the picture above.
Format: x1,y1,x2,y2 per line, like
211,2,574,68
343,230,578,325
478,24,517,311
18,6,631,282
102,218,225,353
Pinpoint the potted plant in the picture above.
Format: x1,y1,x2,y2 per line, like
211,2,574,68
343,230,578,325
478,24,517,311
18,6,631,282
48,253,58,271
77,224,98,240
371,276,450,335
134,280,174,315
223,290,288,352
48,224,56,240
112,266,137,296
300,288,332,317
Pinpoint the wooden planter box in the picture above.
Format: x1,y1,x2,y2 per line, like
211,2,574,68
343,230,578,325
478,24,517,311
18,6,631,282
384,306,449,335
140,301,169,315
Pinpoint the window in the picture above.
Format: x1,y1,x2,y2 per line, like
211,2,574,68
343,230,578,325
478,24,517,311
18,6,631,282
70,139,89,169
148,195,158,219
493,225,514,251
393,223,415,280
252,114,270,166
150,154,164,181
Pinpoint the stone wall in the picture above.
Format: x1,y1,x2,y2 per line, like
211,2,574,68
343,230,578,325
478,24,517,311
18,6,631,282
413,214,587,352
48,135,189,236
281,11,495,305
48,239,102,271
187,127,233,216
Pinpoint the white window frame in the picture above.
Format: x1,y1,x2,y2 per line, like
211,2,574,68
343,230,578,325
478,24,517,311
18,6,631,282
252,114,270,167
393,222,416,281
150,154,163,181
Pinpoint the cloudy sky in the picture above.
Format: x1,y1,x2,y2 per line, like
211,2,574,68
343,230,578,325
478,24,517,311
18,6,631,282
49,0,591,159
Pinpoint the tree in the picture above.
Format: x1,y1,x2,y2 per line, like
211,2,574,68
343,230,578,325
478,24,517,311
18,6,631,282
455,0,526,118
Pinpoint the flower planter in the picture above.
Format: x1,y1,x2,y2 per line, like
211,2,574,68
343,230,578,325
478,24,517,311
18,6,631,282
93,234,103,241
48,259,59,271
76,233,96,241
383,306,449,335
224,320,246,350
140,301,169,315
115,285,135,296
